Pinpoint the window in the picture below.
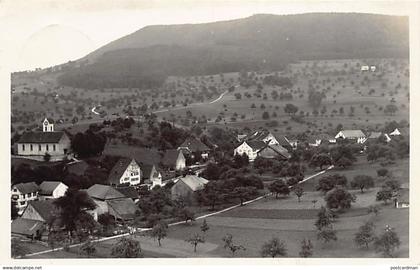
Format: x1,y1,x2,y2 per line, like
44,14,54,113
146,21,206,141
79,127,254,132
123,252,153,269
46,145,49,151
38,144,41,151
22,144,25,151
22,194,26,199
33,192,36,196
53,144,56,151
30,144,33,151
20,202,25,206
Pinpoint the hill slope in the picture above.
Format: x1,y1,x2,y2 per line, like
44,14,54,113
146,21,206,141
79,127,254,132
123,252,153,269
58,13,409,89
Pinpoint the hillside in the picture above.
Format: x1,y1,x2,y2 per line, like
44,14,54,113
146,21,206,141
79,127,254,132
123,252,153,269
57,13,409,89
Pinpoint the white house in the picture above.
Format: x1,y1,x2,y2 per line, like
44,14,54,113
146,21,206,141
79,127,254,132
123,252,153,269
335,130,366,144
108,157,142,186
370,66,376,72
38,181,68,200
234,141,266,161
16,118,71,161
361,65,369,71
389,128,401,136
11,182,39,215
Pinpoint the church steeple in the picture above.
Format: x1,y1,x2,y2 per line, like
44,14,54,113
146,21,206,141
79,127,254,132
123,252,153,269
42,118,54,132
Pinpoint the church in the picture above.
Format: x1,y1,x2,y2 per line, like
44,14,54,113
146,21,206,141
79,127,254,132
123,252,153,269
16,118,71,161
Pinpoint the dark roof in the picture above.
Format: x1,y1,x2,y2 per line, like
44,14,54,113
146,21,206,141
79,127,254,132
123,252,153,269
26,200,57,221
178,137,210,152
87,184,125,200
17,131,66,143
38,181,64,196
398,188,409,202
173,175,209,191
277,136,292,146
107,198,139,220
11,218,44,236
116,186,139,200
141,163,155,179
368,132,383,139
66,160,89,176
107,157,135,185
12,182,39,194
261,144,291,159
245,130,270,141
162,149,182,167
246,140,267,151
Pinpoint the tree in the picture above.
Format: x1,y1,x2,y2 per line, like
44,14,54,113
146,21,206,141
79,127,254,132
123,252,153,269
325,188,356,211
354,221,376,249
177,207,195,224
79,239,97,257
222,234,246,257
293,185,305,202
269,180,290,199
11,201,18,220
232,186,257,205
377,168,389,177
284,104,299,116
315,206,334,230
384,104,398,116
376,189,393,204
185,233,205,253
316,174,348,193
53,188,97,240
200,219,210,236
317,227,338,244
71,130,106,158
383,180,400,192
374,226,400,257
299,238,313,257
309,154,332,170
260,237,287,258
351,175,375,193
43,152,51,162
367,205,381,216
150,221,168,246
262,111,270,120
111,237,142,258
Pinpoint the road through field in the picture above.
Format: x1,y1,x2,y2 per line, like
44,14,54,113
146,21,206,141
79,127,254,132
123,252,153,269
22,165,333,258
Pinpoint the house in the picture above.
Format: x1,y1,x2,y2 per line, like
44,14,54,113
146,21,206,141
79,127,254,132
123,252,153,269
389,128,401,136
107,157,142,186
16,118,71,161
389,128,409,137
178,137,211,160
370,66,376,72
42,118,55,132
366,132,392,143
11,182,39,215
21,200,58,223
141,163,162,186
243,130,280,145
86,184,139,221
360,65,369,71
161,149,186,171
171,175,209,202
257,144,291,160
234,140,267,161
307,133,334,147
116,186,140,203
11,218,45,240
395,188,409,208
335,130,366,144
38,181,68,200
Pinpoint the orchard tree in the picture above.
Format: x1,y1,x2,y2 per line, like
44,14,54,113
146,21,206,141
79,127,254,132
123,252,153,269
186,233,205,253
309,154,332,170
79,240,97,257
150,221,168,246
233,186,257,206
354,221,376,249
111,237,142,258
376,189,393,205
325,188,356,211
260,237,287,258
316,174,348,193
315,206,334,230
374,226,401,257
368,205,381,216
269,180,290,199
284,104,299,116
317,227,338,244
200,219,210,236
293,185,305,202
351,175,375,193
222,234,246,257
177,207,195,224
299,238,313,257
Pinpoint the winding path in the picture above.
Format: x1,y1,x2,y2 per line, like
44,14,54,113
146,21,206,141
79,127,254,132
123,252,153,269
22,165,334,258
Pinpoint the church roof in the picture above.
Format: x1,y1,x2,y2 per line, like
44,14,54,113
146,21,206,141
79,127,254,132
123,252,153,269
17,131,66,143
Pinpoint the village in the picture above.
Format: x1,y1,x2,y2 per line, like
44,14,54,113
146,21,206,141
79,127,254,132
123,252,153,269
10,108,409,258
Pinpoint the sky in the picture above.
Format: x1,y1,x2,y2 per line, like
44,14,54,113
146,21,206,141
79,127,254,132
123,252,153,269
0,0,416,72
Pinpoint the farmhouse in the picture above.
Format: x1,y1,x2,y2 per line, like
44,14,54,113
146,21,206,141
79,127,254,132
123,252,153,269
335,130,366,144
171,175,209,202
307,133,334,147
16,118,71,161
107,157,142,186
178,137,211,160
21,200,59,223
161,149,186,171
66,160,89,176
11,182,39,215
367,132,391,143
11,218,45,240
115,186,140,203
243,130,280,145
257,144,291,160
38,181,68,200
360,65,369,71
234,140,266,161
389,127,409,137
